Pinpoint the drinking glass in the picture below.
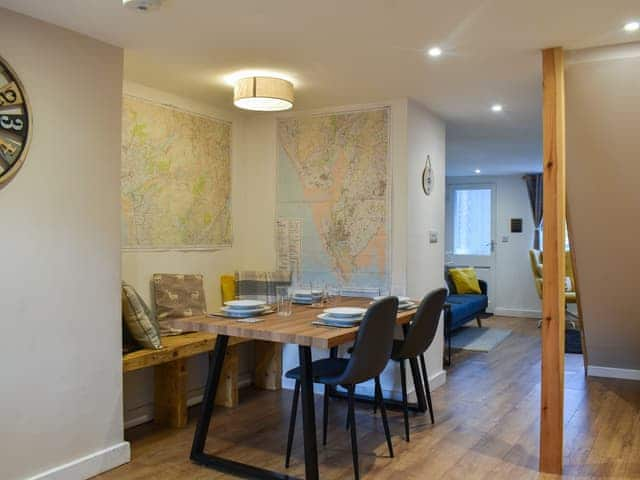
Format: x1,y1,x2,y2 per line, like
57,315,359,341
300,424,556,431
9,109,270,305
311,282,326,308
277,286,293,317
326,284,341,306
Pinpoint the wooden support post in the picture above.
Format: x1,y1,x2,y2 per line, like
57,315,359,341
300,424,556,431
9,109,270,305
154,359,188,428
254,341,282,390
540,46,566,474
215,345,240,407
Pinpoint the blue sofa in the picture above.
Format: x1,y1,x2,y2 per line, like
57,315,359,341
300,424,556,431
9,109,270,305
443,274,489,365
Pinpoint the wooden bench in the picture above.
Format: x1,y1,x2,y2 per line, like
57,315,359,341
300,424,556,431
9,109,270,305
123,332,282,428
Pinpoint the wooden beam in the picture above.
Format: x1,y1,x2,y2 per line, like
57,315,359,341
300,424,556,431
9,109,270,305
540,46,566,474
254,341,283,390
154,359,188,428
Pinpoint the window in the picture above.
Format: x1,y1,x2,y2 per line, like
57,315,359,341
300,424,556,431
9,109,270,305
539,220,571,251
452,188,492,255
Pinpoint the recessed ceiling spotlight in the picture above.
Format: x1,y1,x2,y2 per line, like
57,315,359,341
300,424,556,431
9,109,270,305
474,169,481,175
428,46,443,58
623,21,640,32
123,0,164,12
491,104,503,112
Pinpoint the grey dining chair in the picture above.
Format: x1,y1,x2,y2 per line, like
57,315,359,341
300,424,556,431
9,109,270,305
284,296,399,480
389,288,447,441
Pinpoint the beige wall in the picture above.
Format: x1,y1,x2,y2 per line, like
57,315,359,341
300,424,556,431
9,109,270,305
120,82,255,426
0,8,127,480
566,44,640,373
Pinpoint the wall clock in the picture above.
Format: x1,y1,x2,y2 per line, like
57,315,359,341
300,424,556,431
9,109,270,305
0,55,30,187
422,155,434,196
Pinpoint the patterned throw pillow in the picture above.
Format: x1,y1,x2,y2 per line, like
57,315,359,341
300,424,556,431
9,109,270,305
153,274,207,335
121,282,162,350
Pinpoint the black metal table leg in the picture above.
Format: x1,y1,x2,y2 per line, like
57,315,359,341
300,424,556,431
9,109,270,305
190,335,300,479
192,335,228,457
298,345,320,480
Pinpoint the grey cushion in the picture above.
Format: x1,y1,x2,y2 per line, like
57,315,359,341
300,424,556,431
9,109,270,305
122,282,162,350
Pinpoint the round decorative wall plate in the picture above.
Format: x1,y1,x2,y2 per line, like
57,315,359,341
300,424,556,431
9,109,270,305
422,155,434,196
0,56,31,187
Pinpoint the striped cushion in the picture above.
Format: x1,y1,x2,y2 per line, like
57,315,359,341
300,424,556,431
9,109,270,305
235,271,292,303
122,282,162,350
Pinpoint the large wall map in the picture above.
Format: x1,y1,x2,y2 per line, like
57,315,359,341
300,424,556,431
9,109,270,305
276,108,390,288
121,96,232,250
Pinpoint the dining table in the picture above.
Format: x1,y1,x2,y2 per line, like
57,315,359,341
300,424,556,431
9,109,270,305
170,297,425,480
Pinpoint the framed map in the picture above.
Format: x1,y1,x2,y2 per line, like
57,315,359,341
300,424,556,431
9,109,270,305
276,107,390,288
121,96,232,250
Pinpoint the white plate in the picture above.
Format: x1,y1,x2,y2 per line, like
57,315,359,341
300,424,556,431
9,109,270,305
373,295,411,303
221,305,269,315
221,307,270,318
224,299,267,309
317,313,363,324
323,307,366,318
399,302,417,310
293,289,323,297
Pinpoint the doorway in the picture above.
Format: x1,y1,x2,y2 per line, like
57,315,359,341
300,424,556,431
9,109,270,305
445,182,496,311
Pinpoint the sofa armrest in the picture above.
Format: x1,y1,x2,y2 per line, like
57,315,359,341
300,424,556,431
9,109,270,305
479,280,488,296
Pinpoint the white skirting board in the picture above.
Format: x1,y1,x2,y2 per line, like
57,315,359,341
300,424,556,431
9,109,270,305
26,442,130,480
493,307,542,319
281,369,447,401
588,366,640,381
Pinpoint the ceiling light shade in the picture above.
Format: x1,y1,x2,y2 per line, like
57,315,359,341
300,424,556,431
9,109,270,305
623,21,640,32
233,77,294,111
428,46,443,57
491,104,503,112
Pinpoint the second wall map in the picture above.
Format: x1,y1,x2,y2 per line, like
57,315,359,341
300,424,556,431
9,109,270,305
276,107,390,288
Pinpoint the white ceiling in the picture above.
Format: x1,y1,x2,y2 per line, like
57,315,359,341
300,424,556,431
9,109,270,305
1,0,639,176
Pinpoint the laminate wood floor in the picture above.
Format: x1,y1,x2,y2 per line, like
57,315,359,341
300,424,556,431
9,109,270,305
98,316,640,479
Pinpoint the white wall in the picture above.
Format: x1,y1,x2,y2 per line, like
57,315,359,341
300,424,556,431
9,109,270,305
119,91,447,417
237,99,446,399
120,82,255,427
445,175,541,317
0,8,128,480
407,100,447,376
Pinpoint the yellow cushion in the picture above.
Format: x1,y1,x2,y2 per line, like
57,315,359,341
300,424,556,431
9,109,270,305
449,267,482,294
220,275,236,303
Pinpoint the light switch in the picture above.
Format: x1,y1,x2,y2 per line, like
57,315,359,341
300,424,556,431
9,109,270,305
502,236,509,243
429,230,438,244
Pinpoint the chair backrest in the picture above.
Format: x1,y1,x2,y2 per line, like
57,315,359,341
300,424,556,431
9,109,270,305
334,296,398,385
397,288,448,359
529,249,543,299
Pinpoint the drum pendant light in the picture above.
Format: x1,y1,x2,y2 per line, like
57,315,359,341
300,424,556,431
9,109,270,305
233,77,294,111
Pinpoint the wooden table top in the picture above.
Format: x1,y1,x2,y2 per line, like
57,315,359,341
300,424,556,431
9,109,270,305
170,297,417,349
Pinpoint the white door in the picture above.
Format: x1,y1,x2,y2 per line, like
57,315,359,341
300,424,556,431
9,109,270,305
445,183,496,312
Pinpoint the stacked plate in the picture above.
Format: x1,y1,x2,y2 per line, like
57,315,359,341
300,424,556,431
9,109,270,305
316,307,367,327
221,299,269,318
292,289,323,305
373,296,417,310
